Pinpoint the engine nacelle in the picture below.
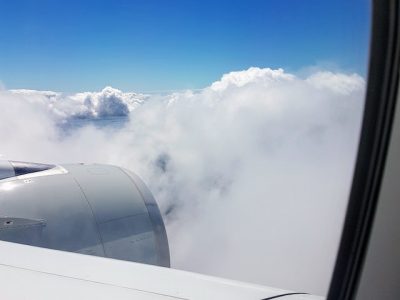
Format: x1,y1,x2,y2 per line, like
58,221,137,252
0,161,170,267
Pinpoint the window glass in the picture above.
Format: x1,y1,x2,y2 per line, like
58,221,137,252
0,0,371,296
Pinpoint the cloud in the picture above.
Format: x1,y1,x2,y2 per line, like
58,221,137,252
306,71,365,94
68,86,146,118
0,67,365,296
210,67,295,91
9,86,146,119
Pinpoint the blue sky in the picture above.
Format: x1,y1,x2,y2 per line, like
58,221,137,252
0,0,370,92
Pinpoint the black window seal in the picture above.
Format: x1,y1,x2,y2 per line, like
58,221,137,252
327,1,400,299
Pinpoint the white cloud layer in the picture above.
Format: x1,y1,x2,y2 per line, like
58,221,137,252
0,67,365,295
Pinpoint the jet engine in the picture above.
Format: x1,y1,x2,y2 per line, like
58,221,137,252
0,160,170,267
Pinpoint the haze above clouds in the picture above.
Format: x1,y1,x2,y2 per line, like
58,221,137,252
0,67,365,295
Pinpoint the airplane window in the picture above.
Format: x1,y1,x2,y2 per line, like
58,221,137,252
0,0,371,297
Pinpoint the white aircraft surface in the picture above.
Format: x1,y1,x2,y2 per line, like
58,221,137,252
0,240,322,300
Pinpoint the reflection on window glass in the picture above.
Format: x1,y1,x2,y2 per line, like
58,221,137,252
0,0,370,296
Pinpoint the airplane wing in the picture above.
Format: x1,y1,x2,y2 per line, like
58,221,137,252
0,240,321,300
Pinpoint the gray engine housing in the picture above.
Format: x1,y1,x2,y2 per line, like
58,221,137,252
0,161,170,267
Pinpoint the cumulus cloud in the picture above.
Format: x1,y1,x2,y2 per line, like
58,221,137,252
306,71,365,94
0,67,365,296
9,86,147,119
68,87,146,118
210,67,295,91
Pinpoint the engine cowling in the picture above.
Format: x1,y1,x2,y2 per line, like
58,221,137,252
0,161,170,267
